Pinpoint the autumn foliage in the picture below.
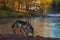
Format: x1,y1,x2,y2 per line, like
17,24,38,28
0,0,52,12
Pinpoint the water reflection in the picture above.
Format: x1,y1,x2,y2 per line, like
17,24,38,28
0,17,60,38
29,17,60,38
49,18,60,38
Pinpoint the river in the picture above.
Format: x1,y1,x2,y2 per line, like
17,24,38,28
0,17,60,38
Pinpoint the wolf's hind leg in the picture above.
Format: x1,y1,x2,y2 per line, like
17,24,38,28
13,27,18,34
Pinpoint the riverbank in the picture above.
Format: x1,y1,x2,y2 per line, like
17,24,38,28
0,34,60,40
0,10,47,18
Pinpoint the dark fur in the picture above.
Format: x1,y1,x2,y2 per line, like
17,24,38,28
12,20,34,36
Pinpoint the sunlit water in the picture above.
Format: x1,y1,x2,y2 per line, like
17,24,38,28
49,17,60,38
31,17,60,38
0,17,60,38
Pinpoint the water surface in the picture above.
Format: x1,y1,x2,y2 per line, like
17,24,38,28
0,17,60,38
